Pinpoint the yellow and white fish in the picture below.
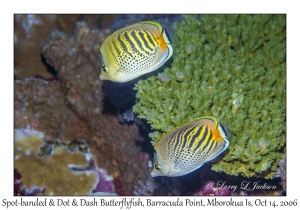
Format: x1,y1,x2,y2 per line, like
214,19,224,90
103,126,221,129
151,116,229,177
99,21,173,82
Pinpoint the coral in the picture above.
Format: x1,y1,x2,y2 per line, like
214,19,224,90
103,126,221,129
133,177,187,196
113,172,126,196
37,22,149,194
14,169,22,196
133,15,286,178
14,15,116,80
276,156,286,192
133,180,156,196
117,109,138,124
193,181,231,196
14,14,58,79
18,185,45,196
91,160,115,194
14,128,99,195
14,78,89,141
81,14,115,30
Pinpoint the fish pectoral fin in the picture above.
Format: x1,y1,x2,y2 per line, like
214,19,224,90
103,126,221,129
115,70,126,78
171,166,182,175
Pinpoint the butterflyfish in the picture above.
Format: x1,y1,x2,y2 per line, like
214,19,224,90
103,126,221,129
151,116,229,177
99,21,173,82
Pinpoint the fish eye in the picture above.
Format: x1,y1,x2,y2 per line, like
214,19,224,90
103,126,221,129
154,161,162,171
101,64,109,76
102,64,107,72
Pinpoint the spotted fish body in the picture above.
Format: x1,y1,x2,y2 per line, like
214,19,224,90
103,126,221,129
99,21,173,82
151,116,229,177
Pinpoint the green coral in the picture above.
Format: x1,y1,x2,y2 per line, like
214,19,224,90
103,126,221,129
133,15,286,179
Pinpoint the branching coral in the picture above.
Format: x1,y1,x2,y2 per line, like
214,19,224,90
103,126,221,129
133,15,286,178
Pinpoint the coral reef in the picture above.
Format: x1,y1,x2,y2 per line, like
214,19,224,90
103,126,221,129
133,178,186,196
133,180,156,196
14,128,99,195
14,78,89,141
14,14,286,196
276,156,286,193
133,14,286,179
14,14,116,80
14,15,58,79
14,169,22,195
91,160,115,194
113,172,126,196
14,20,151,194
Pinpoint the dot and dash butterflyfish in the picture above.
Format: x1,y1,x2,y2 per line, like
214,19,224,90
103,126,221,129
151,116,229,177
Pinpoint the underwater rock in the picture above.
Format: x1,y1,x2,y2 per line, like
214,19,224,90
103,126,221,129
14,169,22,196
133,14,286,179
133,180,157,196
14,78,89,141
133,177,187,196
14,14,58,79
39,21,150,194
18,186,45,196
14,15,116,80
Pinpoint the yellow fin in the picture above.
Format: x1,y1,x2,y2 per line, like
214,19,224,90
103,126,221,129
141,21,163,33
154,116,219,147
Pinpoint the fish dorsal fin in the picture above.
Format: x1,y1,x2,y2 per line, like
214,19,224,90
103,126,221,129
141,20,163,33
154,116,218,148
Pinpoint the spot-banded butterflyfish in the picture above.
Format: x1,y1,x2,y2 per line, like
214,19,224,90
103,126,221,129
99,21,173,83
